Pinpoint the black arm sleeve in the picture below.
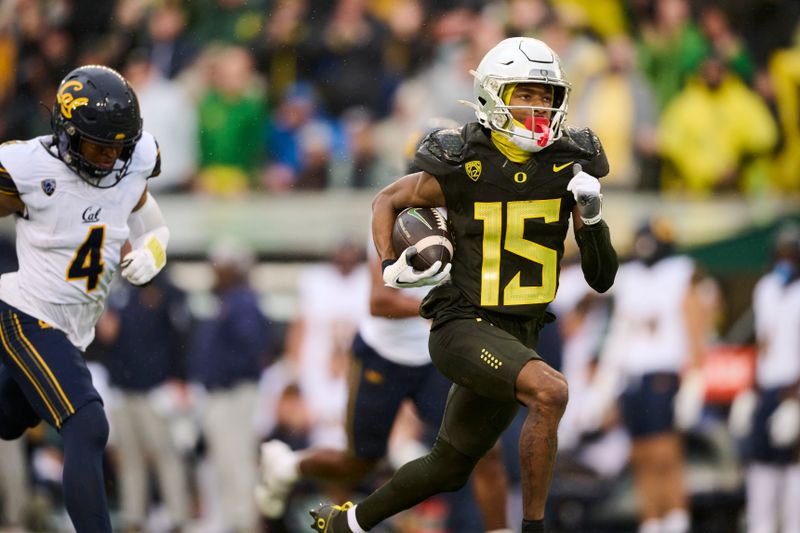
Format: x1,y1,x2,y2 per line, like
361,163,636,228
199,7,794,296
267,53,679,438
575,220,618,293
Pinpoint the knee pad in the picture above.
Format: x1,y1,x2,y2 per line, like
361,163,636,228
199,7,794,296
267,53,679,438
423,439,480,493
62,401,109,450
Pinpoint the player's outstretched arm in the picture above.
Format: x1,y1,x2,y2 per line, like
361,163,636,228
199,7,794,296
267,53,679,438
122,187,169,285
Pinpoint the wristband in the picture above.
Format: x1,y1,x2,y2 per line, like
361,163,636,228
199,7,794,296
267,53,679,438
382,259,396,273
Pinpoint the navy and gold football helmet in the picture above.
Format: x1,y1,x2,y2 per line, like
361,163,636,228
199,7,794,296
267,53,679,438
52,65,143,187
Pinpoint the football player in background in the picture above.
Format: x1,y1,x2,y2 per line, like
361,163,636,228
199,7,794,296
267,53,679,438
0,65,168,532
586,221,716,533
730,224,800,533
310,36,618,533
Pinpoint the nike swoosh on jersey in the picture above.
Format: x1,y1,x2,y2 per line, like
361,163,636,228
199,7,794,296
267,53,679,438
552,161,574,172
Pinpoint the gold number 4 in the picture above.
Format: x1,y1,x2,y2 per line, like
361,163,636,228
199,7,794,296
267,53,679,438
67,225,106,292
474,199,561,306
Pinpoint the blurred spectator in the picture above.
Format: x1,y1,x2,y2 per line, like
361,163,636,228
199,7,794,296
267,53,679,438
768,35,800,192
376,0,430,104
500,0,552,38
341,108,379,188
303,0,389,117
144,0,200,80
96,274,193,532
637,0,711,111
189,237,272,532
254,0,311,103
188,0,266,46
570,35,660,190
538,6,608,105
124,54,199,193
740,0,800,72
196,46,268,196
730,224,800,533
697,4,754,84
586,219,719,533
262,82,343,191
658,56,778,195
285,239,369,449
556,0,628,41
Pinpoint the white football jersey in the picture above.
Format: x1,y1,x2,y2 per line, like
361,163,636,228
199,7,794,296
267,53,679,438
611,256,695,376
358,225,434,367
753,273,800,388
0,132,159,350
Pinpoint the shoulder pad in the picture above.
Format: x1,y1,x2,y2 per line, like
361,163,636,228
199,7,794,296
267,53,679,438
414,127,467,175
559,127,609,178
128,131,159,179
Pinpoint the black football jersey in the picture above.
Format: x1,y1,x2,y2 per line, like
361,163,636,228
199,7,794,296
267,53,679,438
414,122,608,319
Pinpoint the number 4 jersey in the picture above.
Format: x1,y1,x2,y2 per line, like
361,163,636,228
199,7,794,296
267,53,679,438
415,123,608,321
0,133,159,350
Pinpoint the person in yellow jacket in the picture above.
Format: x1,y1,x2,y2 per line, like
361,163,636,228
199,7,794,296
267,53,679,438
658,56,778,195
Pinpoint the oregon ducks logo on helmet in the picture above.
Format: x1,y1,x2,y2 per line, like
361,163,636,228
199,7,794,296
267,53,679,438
57,81,89,119
465,160,482,181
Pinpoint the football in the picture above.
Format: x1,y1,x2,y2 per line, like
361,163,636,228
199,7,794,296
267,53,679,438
392,207,453,272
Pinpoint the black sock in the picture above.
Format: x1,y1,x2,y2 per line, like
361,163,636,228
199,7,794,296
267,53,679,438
61,401,111,533
522,518,544,533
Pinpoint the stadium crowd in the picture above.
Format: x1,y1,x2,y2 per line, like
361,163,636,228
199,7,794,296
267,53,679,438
1,0,800,196
0,0,800,532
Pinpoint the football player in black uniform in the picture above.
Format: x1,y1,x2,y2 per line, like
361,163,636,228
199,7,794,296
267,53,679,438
310,37,618,533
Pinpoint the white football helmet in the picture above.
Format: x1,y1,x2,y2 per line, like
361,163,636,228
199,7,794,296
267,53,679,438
468,37,570,152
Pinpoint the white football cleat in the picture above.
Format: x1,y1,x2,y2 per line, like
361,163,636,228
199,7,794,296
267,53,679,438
254,440,300,518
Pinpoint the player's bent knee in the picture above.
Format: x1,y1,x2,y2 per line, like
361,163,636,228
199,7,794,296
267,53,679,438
518,364,569,415
63,401,109,449
535,376,569,415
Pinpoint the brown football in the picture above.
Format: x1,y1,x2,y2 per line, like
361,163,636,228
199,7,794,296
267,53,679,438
391,207,453,273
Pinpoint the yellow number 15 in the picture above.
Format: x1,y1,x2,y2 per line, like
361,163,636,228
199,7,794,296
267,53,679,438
474,199,561,306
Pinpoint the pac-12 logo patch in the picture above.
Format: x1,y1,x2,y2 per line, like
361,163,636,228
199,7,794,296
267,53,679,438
41,179,56,196
465,160,482,181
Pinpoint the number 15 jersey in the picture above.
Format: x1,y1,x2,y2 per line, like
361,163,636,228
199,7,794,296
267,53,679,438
0,133,159,350
415,123,608,321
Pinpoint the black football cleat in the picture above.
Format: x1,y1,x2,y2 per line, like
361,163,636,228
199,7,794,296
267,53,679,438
309,501,355,532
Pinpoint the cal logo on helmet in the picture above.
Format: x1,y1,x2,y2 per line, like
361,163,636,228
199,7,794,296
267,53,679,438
465,160,482,181
57,81,89,119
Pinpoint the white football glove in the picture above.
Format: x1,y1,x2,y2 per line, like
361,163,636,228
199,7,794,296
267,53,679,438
120,233,167,286
674,369,705,431
567,163,603,225
728,389,757,438
768,398,800,447
383,246,451,289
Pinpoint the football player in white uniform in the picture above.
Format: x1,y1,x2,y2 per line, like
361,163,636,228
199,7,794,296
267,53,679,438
0,65,169,533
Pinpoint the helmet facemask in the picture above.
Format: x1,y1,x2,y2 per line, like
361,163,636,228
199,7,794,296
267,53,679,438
53,114,139,188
